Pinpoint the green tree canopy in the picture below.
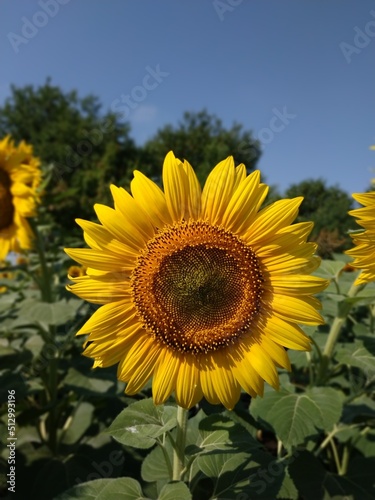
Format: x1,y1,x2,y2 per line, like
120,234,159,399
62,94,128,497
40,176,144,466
285,179,354,257
142,110,261,183
0,80,138,228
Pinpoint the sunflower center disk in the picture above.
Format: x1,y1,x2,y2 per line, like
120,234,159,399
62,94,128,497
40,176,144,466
0,169,14,230
131,221,264,354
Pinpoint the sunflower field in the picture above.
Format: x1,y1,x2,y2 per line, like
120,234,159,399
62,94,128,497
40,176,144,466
1,136,375,500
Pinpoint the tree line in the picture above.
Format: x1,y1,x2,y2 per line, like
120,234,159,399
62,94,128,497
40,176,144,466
0,80,356,257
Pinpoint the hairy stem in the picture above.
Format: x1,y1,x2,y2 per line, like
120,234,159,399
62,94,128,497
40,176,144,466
172,406,188,481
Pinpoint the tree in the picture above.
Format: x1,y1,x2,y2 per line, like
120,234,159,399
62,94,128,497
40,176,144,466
0,80,138,229
285,179,354,257
142,110,261,183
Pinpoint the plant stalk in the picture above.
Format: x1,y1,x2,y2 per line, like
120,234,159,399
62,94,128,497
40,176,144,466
317,280,363,384
172,406,188,481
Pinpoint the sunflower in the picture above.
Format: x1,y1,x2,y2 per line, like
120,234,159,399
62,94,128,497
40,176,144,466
346,191,375,285
67,265,87,278
0,136,41,261
66,152,327,409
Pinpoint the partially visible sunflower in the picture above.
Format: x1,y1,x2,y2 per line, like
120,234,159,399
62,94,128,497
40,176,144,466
68,265,87,278
346,191,375,285
66,152,327,409
0,269,12,294
0,136,42,261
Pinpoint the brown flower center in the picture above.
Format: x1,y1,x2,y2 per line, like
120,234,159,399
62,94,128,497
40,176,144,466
0,169,14,230
131,221,263,354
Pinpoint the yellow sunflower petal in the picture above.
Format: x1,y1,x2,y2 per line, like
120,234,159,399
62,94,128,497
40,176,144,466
261,315,312,351
94,204,147,250
245,341,280,390
182,159,201,220
120,337,161,394
110,185,155,240
76,300,135,336
162,151,188,221
268,292,325,325
221,170,269,234
131,170,172,227
175,355,203,408
152,349,180,405
201,156,236,224
245,197,303,244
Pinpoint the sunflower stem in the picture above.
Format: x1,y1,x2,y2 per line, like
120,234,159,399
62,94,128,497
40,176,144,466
29,218,53,303
317,280,363,385
172,406,188,481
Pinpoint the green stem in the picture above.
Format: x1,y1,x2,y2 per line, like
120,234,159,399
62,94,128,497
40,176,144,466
329,439,341,475
29,218,53,302
172,406,188,481
158,439,173,479
317,281,363,384
306,351,314,386
47,325,58,454
340,444,350,476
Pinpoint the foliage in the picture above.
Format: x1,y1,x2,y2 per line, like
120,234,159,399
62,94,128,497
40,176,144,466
1,86,374,499
1,222,375,499
142,110,261,184
285,179,354,257
0,80,138,230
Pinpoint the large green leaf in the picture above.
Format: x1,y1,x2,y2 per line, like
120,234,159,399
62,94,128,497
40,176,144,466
64,367,115,396
158,482,192,500
250,387,343,447
56,477,149,500
195,450,283,499
289,450,375,500
105,399,177,449
186,413,261,456
336,339,375,374
276,469,298,500
17,298,82,326
141,439,173,481
314,260,346,280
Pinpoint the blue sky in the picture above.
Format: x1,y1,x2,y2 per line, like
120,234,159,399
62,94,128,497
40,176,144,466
1,0,374,195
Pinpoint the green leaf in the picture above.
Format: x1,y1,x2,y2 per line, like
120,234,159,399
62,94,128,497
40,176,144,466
0,294,16,314
186,414,261,456
277,468,298,499
353,428,375,457
342,394,375,424
250,387,343,447
196,451,283,499
105,399,177,449
314,260,346,279
336,341,375,374
56,477,149,500
17,298,82,326
60,402,94,445
141,439,173,481
64,367,115,396
289,451,375,500
158,481,192,500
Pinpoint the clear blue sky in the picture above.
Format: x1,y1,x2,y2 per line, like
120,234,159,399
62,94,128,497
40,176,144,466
1,0,374,195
